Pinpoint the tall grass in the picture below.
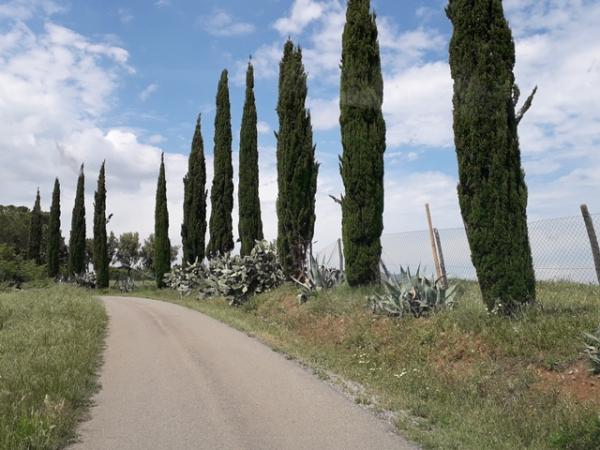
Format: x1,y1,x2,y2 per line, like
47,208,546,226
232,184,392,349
0,285,107,450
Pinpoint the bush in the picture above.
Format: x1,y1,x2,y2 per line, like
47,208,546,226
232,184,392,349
0,244,46,287
367,264,457,318
164,241,285,305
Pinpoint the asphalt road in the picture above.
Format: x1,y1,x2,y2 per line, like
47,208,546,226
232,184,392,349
71,296,417,450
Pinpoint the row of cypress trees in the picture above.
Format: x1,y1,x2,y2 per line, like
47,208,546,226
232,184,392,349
175,40,318,283
26,162,111,288
28,0,536,313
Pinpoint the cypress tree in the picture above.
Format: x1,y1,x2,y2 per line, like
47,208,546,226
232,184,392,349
207,70,234,257
181,114,207,265
68,165,86,276
238,61,264,256
27,188,43,264
93,162,109,288
447,0,536,314
339,0,386,286
154,153,171,288
276,40,319,279
47,178,61,277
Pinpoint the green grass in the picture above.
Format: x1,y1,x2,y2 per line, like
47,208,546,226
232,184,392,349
0,285,107,450
130,281,600,450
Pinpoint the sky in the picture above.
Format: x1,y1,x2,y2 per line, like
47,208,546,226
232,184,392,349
0,0,599,254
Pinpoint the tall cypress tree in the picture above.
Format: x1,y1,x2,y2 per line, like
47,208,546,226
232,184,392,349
154,153,171,288
47,178,61,277
276,40,319,279
339,0,386,286
93,162,109,288
181,114,207,265
447,0,535,314
68,165,86,276
27,188,43,264
207,70,234,258
238,61,264,256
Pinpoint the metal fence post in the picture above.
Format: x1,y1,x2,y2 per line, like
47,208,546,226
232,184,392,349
434,228,448,287
581,204,600,284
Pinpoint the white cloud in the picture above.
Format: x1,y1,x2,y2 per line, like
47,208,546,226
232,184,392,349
147,134,166,145
139,83,158,101
0,0,63,21
0,19,186,247
198,9,255,37
274,0,327,35
384,61,453,148
154,0,171,7
257,121,271,135
308,97,339,131
117,7,133,24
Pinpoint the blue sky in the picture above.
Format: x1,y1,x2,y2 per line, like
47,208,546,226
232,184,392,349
1,0,599,251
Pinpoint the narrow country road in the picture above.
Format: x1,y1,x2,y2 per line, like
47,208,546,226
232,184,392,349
70,296,416,450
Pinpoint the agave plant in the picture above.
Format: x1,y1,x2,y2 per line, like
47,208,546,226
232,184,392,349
367,264,456,318
584,327,600,375
293,255,345,304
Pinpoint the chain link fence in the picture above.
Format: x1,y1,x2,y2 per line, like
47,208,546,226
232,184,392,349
315,212,600,284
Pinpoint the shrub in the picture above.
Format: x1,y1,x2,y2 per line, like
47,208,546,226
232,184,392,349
73,272,96,289
164,241,285,305
163,260,208,296
0,243,46,287
367,265,457,318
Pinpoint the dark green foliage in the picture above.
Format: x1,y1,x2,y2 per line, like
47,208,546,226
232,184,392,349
276,40,319,279
181,114,207,265
339,0,386,287
69,165,86,276
154,154,171,288
93,162,109,288
447,0,535,314
0,243,46,286
114,232,141,268
0,205,34,254
238,62,264,256
207,70,234,258
27,189,43,264
141,233,179,272
47,179,61,278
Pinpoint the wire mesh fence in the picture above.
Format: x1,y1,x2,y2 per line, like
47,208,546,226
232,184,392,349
315,212,600,284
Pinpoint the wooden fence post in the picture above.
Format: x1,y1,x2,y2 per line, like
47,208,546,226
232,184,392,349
425,204,442,281
581,204,600,284
434,228,448,288
337,238,344,272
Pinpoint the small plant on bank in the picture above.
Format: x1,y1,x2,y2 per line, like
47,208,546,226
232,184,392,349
293,255,345,304
368,264,457,318
73,272,97,289
584,326,600,374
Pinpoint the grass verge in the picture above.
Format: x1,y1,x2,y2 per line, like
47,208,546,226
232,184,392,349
0,285,107,450
128,281,600,450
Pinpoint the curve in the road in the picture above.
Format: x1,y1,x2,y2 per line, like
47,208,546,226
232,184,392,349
71,296,417,450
